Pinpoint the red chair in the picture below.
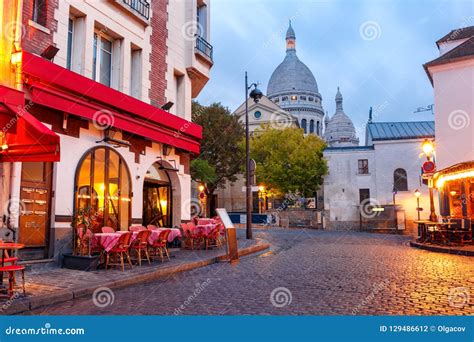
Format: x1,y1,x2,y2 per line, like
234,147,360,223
130,230,151,266
205,226,224,250
129,226,146,232
149,230,171,262
105,232,132,271
0,265,26,298
101,226,115,233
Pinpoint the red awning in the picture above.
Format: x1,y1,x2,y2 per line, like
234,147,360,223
21,52,202,154
0,86,60,162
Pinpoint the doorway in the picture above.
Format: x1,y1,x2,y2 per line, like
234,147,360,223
143,164,173,227
18,162,53,259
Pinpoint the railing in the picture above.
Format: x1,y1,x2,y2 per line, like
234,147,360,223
122,0,150,20
195,35,213,61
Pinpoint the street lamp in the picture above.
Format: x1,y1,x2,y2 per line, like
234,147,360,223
421,139,437,222
414,188,421,220
245,72,263,239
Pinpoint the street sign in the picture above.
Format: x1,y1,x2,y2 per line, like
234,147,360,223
422,160,436,174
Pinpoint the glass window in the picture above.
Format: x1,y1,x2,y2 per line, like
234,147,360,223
21,162,44,182
393,168,408,191
93,33,113,87
75,147,131,232
316,121,320,135
32,0,47,26
100,38,112,87
300,96,307,101
254,111,262,119
358,159,369,174
308,97,314,102
301,119,307,134
92,33,98,81
309,120,314,133
67,18,74,70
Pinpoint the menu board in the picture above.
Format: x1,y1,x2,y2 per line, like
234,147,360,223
215,208,235,229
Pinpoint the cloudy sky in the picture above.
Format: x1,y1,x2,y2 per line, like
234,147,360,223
197,0,474,137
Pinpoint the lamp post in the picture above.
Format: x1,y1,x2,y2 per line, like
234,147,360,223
421,139,438,222
414,188,421,220
245,72,263,239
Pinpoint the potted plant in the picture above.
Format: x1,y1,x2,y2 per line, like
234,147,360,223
62,207,101,271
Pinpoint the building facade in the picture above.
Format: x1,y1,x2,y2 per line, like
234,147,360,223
0,0,213,261
424,26,474,222
323,119,436,234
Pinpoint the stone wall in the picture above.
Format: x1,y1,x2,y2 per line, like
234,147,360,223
271,209,323,229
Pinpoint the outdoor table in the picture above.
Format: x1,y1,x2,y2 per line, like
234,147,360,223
414,220,438,241
150,228,182,243
197,218,215,225
0,243,25,287
196,224,216,237
92,233,123,252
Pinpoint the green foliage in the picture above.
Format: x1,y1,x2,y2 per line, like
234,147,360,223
250,126,328,197
191,101,245,194
190,158,217,184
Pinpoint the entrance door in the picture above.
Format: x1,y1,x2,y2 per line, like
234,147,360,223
143,182,171,227
18,162,53,259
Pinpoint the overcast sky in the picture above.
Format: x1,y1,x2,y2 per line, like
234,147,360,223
196,0,474,137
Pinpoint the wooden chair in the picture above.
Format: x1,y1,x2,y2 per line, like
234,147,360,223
0,265,26,298
205,226,223,250
448,218,472,245
149,230,171,262
130,230,151,266
101,226,115,233
105,232,133,271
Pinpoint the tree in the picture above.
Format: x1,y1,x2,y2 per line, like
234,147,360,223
250,126,328,198
191,101,245,199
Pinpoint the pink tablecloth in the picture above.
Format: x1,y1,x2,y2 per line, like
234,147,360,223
150,228,182,243
197,218,216,225
92,233,122,252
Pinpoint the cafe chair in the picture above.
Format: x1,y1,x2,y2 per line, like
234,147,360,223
149,230,171,262
130,229,151,266
129,226,146,232
205,226,223,250
0,265,26,298
101,226,115,233
105,232,133,272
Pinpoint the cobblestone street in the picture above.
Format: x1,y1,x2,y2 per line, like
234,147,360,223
29,229,474,315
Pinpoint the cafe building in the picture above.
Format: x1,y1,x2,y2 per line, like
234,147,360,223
0,0,213,261
424,26,474,237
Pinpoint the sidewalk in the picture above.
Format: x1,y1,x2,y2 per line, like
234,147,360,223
1,235,270,315
409,240,474,256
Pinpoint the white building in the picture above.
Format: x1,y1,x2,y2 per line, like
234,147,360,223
424,26,474,221
323,118,436,234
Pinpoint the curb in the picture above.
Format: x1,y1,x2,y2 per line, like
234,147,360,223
2,241,270,315
409,240,474,257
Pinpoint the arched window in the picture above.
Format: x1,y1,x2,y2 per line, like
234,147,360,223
301,119,307,134
316,121,320,135
309,120,315,133
393,168,408,191
75,147,131,232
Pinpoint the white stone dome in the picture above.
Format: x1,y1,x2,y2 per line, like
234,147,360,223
324,88,359,146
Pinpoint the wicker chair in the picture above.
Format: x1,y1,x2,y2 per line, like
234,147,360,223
105,232,133,271
149,230,171,262
130,230,151,266
101,226,115,233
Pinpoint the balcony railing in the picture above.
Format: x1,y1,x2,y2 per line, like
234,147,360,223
195,35,213,61
122,0,150,20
